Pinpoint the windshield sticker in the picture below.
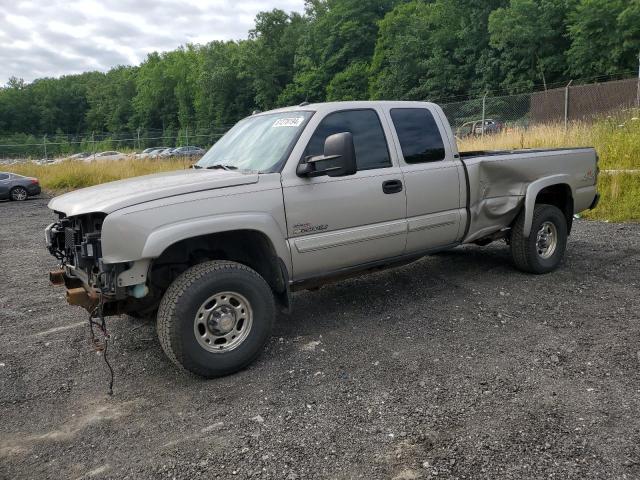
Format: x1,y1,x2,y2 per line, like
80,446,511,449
272,117,305,128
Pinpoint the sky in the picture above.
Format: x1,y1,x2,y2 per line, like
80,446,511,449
0,0,306,85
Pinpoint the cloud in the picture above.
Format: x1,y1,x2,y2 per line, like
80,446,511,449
0,0,305,84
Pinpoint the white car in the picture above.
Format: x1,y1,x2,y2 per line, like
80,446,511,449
85,151,126,163
136,147,169,159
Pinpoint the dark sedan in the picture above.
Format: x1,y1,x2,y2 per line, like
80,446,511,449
0,172,41,201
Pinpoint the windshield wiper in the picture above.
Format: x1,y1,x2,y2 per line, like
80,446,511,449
206,164,238,171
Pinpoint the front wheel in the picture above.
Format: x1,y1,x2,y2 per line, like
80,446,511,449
157,261,275,378
10,187,28,201
510,204,568,274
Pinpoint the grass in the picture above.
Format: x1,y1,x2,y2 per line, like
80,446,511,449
3,115,639,222
4,157,193,191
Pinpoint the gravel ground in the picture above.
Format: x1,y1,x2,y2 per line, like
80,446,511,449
1,196,639,480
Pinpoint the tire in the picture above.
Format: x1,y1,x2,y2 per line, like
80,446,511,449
157,260,275,378
10,187,28,201
510,204,567,274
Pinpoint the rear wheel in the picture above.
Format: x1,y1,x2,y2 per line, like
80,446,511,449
157,261,275,378
10,187,28,201
510,204,567,274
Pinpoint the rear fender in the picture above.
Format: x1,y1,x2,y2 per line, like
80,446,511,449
522,175,571,237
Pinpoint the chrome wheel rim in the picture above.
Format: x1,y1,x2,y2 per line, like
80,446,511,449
536,221,558,259
12,188,27,201
193,291,253,353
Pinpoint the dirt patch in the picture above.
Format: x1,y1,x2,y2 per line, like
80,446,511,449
1,197,639,479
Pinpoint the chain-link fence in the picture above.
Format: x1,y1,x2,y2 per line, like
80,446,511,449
0,125,233,163
442,75,640,138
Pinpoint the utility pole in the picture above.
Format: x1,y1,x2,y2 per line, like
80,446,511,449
137,127,141,150
43,135,47,160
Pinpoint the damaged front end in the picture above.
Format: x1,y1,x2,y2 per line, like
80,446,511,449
45,212,126,315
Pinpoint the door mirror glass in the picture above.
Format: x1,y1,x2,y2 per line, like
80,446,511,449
297,132,357,177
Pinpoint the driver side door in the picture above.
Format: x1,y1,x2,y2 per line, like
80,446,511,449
281,108,407,282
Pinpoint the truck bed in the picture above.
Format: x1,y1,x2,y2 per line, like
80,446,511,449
459,147,598,243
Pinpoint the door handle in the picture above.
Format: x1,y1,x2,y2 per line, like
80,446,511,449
382,179,403,194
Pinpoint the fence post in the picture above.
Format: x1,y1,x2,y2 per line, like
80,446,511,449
91,132,95,161
185,126,189,147
636,51,640,108
481,92,488,136
137,128,141,150
43,135,47,160
564,80,573,131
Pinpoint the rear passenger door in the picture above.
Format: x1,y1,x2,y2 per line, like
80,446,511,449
385,106,464,253
282,108,407,281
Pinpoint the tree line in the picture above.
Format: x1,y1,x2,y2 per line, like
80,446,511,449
0,0,638,141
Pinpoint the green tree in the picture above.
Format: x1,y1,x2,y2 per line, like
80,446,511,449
280,0,396,104
489,0,575,92
370,0,505,101
567,0,640,78
246,9,306,110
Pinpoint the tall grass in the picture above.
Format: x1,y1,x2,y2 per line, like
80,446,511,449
5,157,193,191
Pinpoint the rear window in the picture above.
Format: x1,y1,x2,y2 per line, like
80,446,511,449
390,108,445,163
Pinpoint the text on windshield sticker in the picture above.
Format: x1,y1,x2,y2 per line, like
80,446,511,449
272,117,305,128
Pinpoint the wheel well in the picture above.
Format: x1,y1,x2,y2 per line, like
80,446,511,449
147,230,289,308
535,184,573,234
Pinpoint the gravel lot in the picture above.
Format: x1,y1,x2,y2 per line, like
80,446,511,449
1,196,639,480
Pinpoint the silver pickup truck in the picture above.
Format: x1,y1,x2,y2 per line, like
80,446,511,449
46,101,599,377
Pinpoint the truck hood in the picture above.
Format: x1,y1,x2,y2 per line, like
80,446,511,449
48,169,259,216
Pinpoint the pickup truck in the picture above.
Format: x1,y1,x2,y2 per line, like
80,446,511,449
46,101,599,378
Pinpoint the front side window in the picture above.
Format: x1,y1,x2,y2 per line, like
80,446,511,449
304,109,391,171
390,108,445,164
196,111,313,172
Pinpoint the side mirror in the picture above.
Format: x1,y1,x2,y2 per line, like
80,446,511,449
297,132,357,178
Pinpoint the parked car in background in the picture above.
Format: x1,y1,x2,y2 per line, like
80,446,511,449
85,151,126,162
157,148,176,158
169,146,205,158
67,152,91,161
136,147,168,159
457,119,504,138
149,147,173,158
0,172,41,201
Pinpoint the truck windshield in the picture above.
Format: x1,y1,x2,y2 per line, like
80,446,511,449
195,111,313,172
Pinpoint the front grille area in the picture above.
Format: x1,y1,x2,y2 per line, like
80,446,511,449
49,213,104,270
64,227,78,253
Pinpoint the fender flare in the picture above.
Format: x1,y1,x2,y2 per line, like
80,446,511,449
139,212,292,273
522,174,572,237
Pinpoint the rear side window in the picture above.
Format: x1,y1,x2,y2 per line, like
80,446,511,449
0,174,9,180
304,109,391,171
390,108,445,163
